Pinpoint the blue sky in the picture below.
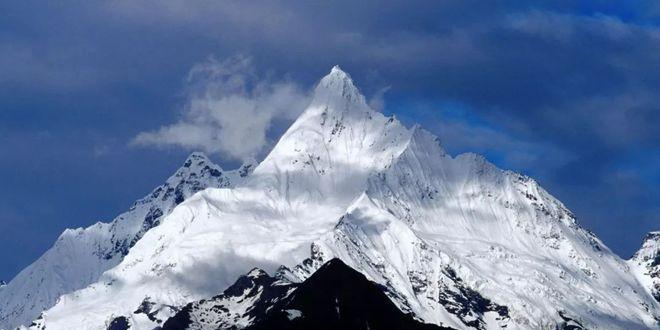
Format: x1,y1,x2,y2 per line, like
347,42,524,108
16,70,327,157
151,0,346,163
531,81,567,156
1,1,659,281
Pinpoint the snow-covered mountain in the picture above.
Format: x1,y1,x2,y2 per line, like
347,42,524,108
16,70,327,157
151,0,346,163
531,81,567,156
8,66,660,329
630,232,660,305
0,153,255,329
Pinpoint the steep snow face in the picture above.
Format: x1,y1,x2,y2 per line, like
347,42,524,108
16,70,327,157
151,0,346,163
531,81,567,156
631,232,660,303
252,65,411,207
0,153,254,330
304,136,660,329
30,67,659,330
365,128,651,325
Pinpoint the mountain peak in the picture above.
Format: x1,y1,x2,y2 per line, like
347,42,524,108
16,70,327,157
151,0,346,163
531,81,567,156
632,231,660,263
310,65,367,113
168,151,225,186
328,65,349,79
645,231,660,240
632,231,660,260
246,268,269,279
166,151,257,193
181,151,211,169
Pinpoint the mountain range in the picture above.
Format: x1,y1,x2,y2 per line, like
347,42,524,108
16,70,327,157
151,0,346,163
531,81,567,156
1,66,658,329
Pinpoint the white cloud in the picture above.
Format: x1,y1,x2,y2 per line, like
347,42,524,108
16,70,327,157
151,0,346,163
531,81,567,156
131,55,310,161
367,86,390,113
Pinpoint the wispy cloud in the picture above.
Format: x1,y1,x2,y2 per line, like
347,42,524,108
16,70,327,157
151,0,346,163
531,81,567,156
131,55,310,161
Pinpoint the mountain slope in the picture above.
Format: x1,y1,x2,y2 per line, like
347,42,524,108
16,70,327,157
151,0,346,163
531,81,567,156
28,67,660,329
0,153,254,329
160,259,447,330
630,232,660,304
288,126,660,329
33,66,414,329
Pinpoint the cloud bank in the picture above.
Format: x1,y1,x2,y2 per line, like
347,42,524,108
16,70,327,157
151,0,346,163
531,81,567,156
131,56,310,161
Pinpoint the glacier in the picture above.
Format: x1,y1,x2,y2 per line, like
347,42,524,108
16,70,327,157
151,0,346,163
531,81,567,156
4,66,659,329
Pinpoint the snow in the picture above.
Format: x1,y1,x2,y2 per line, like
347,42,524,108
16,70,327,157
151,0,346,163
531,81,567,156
8,67,659,329
629,232,660,306
285,309,302,320
0,153,255,329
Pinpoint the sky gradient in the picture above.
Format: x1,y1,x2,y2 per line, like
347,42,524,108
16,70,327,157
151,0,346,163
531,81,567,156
1,1,659,281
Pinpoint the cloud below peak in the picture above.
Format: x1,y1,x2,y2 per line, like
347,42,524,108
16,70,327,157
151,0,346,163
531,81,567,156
131,56,310,161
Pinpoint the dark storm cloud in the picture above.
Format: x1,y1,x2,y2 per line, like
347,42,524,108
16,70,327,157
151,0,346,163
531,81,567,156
5,1,659,149
0,0,658,280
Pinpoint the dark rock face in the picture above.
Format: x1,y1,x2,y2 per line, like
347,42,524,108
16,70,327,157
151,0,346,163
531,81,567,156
557,311,585,330
245,259,450,330
162,268,292,330
437,267,509,330
131,296,179,326
107,316,130,330
162,259,451,330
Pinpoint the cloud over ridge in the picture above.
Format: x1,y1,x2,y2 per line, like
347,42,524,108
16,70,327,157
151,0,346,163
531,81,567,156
131,55,310,161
